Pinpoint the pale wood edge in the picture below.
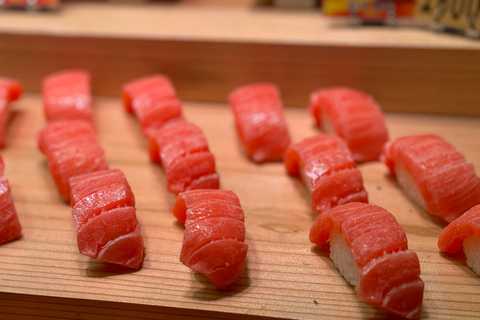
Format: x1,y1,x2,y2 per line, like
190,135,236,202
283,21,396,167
0,292,281,320
0,32,479,116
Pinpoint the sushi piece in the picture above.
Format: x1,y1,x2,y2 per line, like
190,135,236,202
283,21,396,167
382,134,480,223
172,189,248,288
285,135,368,214
309,87,388,162
42,69,93,123
228,83,291,163
122,74,182,137
438,204,480,276
0,155,21,245
37,120,108,200
69,169,145,269
149,120,219,194
310,202,424,319
0,78,22,102
0,77,23,148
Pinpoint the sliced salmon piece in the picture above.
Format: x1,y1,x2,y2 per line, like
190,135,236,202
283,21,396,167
42,70,93,123
228,83,291,163
173,190,248,288
310,202,424,319
438,204,480,276
70,169,144,269
122,74,182,136
285,135,368,213
382,134,480,223
0,155,21,245
149,121,219,194
0,77,22,148
37,120,108,200
309,87,389,163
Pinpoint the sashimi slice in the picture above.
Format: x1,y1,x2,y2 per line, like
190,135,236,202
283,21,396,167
69,169,127,206
122,74,182,135
135,97,182,137
309,87,389,162
228,83,291,163
0,78,22,102
165,152,219,194
285,135,368,213
438,204,480,276
42,69,93,123
382,135,480,222
0,169,21,245
309,202,424,319
173,190,248,288
122,74,177,114
149,121,219,194
172,189,243,224
0,77,23,148
38,120,108,200
70,169,144,269
149,121,208,165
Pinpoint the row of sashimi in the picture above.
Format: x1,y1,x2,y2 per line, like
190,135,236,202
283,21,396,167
38,70,146,269
1,71,479,320
122,75,247,288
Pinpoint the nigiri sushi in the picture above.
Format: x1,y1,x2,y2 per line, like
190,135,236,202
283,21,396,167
285,135,368,213
382,134,480,223
0,155,21,245
310,202,424,319
69,169,145,269
122,74,182,137
309,87,388,163
0,77,22,148
37,120,108,200
228,83,291,163
42,70,93,123
172,189,248,288
149,120,219,194
438,204,480,276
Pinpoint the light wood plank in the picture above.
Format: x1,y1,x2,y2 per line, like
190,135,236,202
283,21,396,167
0,93,479,319
0,2,479,116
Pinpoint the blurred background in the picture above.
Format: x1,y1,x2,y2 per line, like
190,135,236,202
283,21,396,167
0,0,479,116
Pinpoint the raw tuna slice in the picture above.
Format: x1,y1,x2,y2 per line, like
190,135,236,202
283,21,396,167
172,189,247,288
0,78,22,102
122,74,182,136
42,70,93,123
228,83,291,163
285,135,368,213
0,155,21,245
309,87,389,162
149,120,219,194
382,134,480,223
0,77,23,148
38,120,108,200
438,204,480,276
310,202,424,319
70,169,144,269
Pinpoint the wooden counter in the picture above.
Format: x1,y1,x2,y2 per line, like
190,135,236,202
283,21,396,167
0,93,479,319
0,2,480,116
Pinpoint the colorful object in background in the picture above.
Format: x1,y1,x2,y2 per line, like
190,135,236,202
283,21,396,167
416,0,480,38
0,0,60,10
323,0,415,20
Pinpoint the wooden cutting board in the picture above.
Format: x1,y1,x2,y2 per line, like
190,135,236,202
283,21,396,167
0,93,479,319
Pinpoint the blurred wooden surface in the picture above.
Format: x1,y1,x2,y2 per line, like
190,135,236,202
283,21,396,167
0,2,479,116
0,93,479,319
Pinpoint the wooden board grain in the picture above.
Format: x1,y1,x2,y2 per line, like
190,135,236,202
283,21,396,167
1,2,480,116
0,93,480,319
